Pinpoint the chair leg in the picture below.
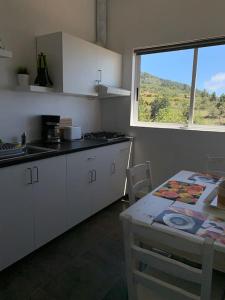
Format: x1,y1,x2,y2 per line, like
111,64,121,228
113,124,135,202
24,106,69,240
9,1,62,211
123,219,138,300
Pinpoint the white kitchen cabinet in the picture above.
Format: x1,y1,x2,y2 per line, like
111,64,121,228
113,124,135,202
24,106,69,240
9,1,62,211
66,147,109,227
0,155,67,270
62,33,99,96
87,147,110,215
66,141,131,228
0,141,131,271
0,163,34,271
32,156,67,248
97,46,122,88
36,32,123,97
107,142,131,203
67,150,92,228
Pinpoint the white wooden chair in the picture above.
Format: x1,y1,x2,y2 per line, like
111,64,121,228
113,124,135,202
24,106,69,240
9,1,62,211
206,155,225,178
122,216,214,300
126,161,153,206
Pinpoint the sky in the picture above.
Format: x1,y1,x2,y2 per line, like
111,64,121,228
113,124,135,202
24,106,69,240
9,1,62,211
141,44,225,96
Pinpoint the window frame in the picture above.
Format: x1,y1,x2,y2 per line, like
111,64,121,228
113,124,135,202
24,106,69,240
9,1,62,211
131,36,225,131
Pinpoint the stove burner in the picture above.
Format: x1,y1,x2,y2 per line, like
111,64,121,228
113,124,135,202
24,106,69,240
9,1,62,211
84,131,126,141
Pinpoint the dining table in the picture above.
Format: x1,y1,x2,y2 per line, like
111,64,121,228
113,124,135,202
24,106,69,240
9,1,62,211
120,170,225,272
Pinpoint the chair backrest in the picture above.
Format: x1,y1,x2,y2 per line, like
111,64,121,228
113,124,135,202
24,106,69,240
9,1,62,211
206,155,225,177
126,161,153,206
122,217,214,300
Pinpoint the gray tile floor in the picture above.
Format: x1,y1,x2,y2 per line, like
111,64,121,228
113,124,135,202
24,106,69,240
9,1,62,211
1,200,225,300
0,201,127,300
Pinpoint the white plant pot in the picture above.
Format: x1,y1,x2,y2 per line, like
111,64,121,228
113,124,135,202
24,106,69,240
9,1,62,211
17,74,29,87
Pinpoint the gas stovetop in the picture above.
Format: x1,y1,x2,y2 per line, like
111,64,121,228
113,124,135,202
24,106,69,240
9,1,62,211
84,131,126,142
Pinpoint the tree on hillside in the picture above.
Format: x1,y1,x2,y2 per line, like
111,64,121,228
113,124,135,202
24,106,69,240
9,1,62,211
208,104,219,119
210,92,217,102
156,107,187,123
220,94,225,103
201,89,209,98
216,94,225,119
150,98,169,120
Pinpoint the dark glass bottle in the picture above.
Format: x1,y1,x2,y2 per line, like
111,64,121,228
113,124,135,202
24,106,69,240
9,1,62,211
35,52,53,87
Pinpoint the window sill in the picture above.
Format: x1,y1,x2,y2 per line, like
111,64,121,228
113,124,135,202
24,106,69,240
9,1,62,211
130,121,225,133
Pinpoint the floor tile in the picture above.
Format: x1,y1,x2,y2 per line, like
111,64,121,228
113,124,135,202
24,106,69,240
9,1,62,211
42,254,118,300
0,275,34,300
1,200,225,300
0,201,126,300
29,288,56,300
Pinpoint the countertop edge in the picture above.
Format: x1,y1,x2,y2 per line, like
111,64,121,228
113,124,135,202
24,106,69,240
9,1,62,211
0,138,132,168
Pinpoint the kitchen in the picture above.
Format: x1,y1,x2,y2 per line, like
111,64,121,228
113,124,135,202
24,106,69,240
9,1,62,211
0,1,133,299
1,0,225,299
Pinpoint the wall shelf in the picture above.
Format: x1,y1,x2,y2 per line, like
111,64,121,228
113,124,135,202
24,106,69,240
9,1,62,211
15,85,96,97
16,84,130,99
0,48,13,58
16,85,54,93
97,85,131,99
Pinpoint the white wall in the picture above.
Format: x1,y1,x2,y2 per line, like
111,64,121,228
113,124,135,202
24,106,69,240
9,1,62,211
103,0,225,186
0,0,101,142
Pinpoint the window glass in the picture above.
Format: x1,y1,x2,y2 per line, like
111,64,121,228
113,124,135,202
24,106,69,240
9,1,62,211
138,49,194,124
194,45,225,126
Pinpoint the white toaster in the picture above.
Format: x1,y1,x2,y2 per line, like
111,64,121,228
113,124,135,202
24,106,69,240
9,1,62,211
63,126,82,140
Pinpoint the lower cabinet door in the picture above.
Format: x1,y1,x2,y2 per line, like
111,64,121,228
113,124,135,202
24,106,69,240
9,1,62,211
0,163,34,271
88,143,131,214
88,147,110,215
67,151,92,228
32,156,67,248
67,147,111,225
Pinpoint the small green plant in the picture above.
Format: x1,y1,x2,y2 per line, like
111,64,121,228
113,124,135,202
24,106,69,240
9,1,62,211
16,67,29,75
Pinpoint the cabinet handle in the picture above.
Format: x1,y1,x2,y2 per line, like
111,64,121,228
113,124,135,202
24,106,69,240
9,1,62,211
92,169,97,182
88,170,92,184
96,69,102,85
120,148,128,152
111,161,116,175
33,166,39,183
99,69,102,83
87,156,96,161
113,162,116,174
26,168,32,185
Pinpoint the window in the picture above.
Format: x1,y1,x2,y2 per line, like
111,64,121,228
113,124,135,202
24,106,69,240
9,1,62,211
132,37,225,130
194,45,225,126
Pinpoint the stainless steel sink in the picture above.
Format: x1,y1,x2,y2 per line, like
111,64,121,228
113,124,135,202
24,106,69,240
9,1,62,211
0,145,55,161
25,145,55,155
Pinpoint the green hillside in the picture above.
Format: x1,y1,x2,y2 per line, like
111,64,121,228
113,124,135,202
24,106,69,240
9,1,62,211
140,72,192,96
139,72,225,125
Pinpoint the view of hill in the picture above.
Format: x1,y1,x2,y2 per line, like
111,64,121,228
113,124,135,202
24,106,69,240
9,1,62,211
139,72,225,125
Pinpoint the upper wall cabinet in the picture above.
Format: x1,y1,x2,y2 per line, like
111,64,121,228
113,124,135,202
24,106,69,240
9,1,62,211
36,32,126,97
97,46,122,88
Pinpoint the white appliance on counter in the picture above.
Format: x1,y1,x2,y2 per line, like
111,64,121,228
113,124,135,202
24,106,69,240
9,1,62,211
63,126,82,141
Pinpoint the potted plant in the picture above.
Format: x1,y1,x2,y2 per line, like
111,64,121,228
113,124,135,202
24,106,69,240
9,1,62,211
16,67,29,87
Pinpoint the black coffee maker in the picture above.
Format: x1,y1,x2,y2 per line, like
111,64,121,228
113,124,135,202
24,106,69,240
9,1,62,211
41,115,61,143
